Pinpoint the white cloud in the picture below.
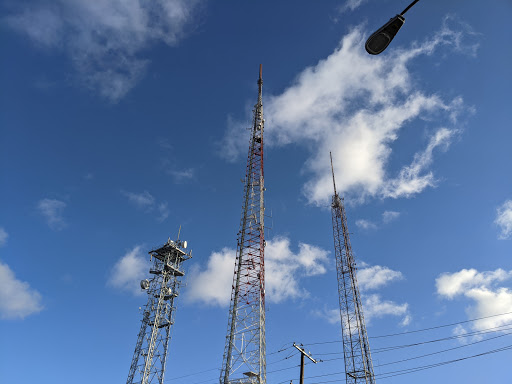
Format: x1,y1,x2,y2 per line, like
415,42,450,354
108,246,150,296
0,261,43,319
314,294,410,326
355,219,377,230
356,211,401,231
313,307,340,325
400,314,412,327
266,238,330,302
0,228,8,247
122,190,169,222
338,0,368,14
363,294,409,324
220,19,475,205
358,265,404,290
5,0,203,101
436,268,512,299
315,263,409,326
436,268,512,332
186,237,330,306
382,211,400,223
157,202,170,222
186,247,236,307
495,200,512,239
167,168,195,183
382,128,456,198
122,190,155,209
37,198,67,230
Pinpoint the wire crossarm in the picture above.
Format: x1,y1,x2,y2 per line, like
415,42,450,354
126,238,192,384
221,65,267,384
330,152,376,384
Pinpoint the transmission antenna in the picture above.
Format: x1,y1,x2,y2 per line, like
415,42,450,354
330,152,376,384
220,65,267,384
126,237,192,384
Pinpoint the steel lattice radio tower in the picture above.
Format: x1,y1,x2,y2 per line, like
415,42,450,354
330,153,376,384
126,236,192,384
221,65,266,384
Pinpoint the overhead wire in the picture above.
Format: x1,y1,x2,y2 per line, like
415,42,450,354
164,311,512,383
276,331,512,382
164,344,296,383
314,322,512,360
279,342,512,384
306,310,512,346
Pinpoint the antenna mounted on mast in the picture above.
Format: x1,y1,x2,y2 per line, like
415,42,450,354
330,151,337,197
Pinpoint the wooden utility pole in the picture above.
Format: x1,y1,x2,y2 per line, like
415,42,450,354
293,343,317,384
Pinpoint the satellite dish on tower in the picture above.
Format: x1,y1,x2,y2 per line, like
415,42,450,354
140,279,150,290
182,241,187,249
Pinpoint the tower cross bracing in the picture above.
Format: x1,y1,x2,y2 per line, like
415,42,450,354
221,65,266,384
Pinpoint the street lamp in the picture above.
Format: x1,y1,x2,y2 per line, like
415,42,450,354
365,0,421,55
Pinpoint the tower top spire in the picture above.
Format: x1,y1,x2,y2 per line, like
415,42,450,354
330,151,337,197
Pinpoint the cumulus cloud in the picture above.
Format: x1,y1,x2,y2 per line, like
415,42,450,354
220,18,476,205
186,247,236,307
266,238,330,302
108,246,150,296
436,268,512,333
5,0,203,101
382,211,400,223
37,198,67,230
186,237,329,306
0,228,8,247
314,295,410,326
0,261,44,319
495,200,512,239
315,263,409,326
358,265,404,291
436,268,512,299
363,294,409,324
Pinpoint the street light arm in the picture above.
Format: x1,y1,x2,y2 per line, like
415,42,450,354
400,0,420,16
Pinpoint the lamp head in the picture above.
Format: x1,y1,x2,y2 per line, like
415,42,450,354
365,15,405,55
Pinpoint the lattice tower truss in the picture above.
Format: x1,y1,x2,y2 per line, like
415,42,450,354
126,238,192,384
330,153,376,384
221,65,266,384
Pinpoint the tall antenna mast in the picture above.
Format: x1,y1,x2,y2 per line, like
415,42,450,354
330,153,376,384
221,65,266,384
126,236,192,384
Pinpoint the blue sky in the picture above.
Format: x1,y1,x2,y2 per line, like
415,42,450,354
1,0,511,383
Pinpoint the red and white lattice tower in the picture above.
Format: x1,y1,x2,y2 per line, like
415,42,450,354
220,65,266,384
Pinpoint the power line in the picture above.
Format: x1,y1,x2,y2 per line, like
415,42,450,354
164,345,294,382
306,310,512,346
164,312,512,383
278,331,512,382
376,344,512,380
314,323,512,360
282,342,512,384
